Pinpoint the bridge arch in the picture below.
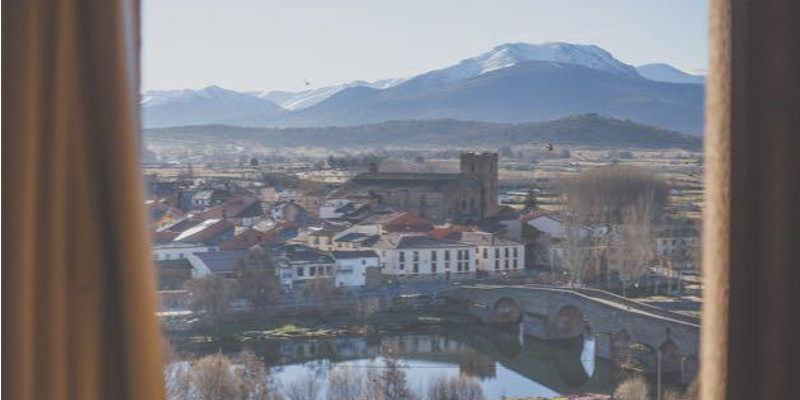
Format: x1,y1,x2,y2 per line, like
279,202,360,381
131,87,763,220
659,339,683,373
549,305,589,339
491,297,523,324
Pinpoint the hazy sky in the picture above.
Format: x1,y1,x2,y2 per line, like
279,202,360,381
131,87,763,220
142,0,708,92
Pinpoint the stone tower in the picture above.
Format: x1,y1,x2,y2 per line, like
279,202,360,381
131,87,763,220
460,152,499,218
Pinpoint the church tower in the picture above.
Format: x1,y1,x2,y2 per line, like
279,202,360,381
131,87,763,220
460,152,499,218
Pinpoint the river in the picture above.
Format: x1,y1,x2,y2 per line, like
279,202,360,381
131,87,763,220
177,324,624,398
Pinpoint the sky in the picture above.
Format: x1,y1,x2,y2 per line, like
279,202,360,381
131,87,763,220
142,0,709,92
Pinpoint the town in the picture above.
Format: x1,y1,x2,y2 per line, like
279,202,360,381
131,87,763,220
148,150,701,302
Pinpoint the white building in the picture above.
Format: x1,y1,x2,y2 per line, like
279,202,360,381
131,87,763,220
331,251,379,287
270,244,336,290
371,234,475,279
153,242,218,261
456,231,525,274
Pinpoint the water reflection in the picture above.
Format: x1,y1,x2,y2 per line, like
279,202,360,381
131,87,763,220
177,325,621,397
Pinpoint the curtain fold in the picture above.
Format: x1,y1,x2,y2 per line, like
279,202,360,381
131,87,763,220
702,0,800,399
3,0,165,399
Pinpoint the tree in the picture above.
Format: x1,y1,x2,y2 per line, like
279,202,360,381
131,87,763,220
235,247,282,312
562,165,668,225
426,375,485,400
522,189,538,210
305,277,336,316
380,348,416,400
184,275,234,330
235,349,281,400
560,215,593,286
614,375,651,400
328,365,364,400
192,353,242,400
611,192,658,297
561,165,667,286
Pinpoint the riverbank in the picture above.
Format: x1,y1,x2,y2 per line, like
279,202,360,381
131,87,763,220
165,307,481,346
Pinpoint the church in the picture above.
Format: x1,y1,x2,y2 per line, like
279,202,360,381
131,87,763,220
333,152,499,224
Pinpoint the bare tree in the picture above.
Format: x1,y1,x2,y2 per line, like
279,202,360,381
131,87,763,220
235,247,283,312
361,362,387,400
184,275,235,330
613,375,651,400
235,349,281,400
559,215,593,286
562,165,668,225
328,365,365,400
305,277,337,315
282,372,322,400
192,353,242,400
560,165,667,287
380,348,417,400
425,375,485,400
612,192,658,297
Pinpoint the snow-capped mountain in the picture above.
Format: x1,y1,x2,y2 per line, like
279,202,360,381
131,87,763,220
424,42,641,84
258,42,639,111
259,78,404,110
636,63,705,84
141,85,284,128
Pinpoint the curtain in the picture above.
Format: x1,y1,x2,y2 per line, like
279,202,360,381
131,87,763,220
702,0,800,399
3,0,165,399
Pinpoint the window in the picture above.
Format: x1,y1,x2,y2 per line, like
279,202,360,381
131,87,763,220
138,2,712,398
297,267,304,277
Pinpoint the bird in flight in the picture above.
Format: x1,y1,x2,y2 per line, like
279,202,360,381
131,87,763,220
304,79,312,86
537,140,554,151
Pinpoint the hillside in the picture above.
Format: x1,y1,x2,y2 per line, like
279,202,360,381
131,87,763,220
143,114,702,150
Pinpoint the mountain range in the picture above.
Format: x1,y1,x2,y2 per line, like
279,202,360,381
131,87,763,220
142,42,705,134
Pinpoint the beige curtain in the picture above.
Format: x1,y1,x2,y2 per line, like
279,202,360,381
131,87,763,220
702,1,800,399
3,0,165,399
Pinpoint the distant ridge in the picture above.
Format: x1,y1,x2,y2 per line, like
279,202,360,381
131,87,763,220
144,114,702,150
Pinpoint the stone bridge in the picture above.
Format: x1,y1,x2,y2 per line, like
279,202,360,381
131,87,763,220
445,284,700,382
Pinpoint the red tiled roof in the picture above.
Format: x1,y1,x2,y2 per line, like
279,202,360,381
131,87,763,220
427,225,477,240
220,228,276,250
374,212,434,233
